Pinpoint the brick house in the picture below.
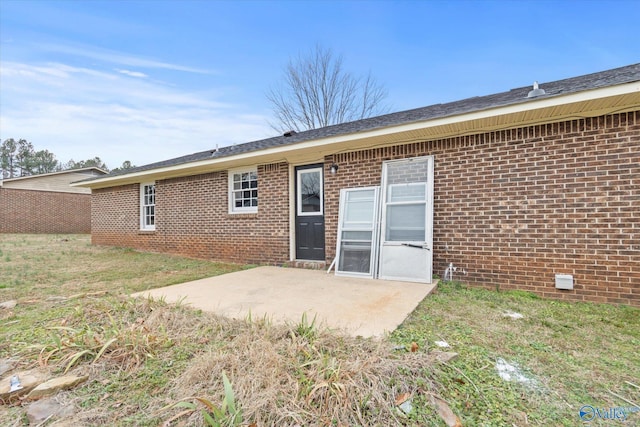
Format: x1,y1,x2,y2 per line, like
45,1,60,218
0,167,106,233
76,64,640,306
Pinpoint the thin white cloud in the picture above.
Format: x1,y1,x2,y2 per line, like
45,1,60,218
39,42,211,74
117,69,148,78
0,60,272,169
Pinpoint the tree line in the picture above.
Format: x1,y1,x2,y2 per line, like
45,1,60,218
0,138,133,179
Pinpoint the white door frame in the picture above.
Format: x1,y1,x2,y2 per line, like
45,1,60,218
288,161,325,261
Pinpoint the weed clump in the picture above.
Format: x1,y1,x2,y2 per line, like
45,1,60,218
163,314,438,426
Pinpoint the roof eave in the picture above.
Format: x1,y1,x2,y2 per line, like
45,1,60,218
4,167,108,184
73,81,640,190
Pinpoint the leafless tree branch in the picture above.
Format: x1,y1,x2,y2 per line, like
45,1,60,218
267,45,389,133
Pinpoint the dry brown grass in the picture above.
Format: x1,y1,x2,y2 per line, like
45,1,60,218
40,296,438,426
166,320,435,426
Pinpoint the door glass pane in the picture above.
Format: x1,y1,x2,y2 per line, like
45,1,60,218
386,204,425,241
300,170,321,213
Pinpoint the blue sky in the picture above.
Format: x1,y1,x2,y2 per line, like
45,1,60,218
1,0,638,169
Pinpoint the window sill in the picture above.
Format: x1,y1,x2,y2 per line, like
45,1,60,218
227,213,258,219
228,210,258,215
138,229,156,234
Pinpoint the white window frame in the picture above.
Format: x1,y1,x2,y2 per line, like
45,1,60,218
140,182,156,231
228,167,258,214
335,186,380,279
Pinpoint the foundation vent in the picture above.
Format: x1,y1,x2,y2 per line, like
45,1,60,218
555,274,574,290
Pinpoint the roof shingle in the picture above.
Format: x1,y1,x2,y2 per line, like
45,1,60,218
106,63,640,178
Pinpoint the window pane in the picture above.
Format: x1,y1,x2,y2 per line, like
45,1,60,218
388,183,425,203
386,158,429,185
341,230,372,241
344,200,375,223
231,170,258,212
145,205,155,226
141,184,156,229
338,242,371,273
386,204,425,241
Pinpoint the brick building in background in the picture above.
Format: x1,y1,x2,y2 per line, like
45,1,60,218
0,167,106,234
76,64,640,306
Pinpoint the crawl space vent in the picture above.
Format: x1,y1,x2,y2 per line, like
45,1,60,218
555,274,574,290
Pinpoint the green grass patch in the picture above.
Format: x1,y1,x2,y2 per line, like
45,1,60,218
392,281,640,426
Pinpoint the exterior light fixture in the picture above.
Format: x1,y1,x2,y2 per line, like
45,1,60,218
329,163,339,174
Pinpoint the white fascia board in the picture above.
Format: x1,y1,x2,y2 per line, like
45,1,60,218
74,82,640,189
7,167,107,183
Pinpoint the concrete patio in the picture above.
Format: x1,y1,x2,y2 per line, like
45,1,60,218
132,266,437,337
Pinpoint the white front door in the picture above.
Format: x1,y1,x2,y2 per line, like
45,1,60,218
378,156,434,283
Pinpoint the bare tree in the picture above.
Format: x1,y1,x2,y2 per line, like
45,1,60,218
267,45,388,133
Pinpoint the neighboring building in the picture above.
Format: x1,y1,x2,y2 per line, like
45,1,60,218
76,64,639,306
0,167,107,233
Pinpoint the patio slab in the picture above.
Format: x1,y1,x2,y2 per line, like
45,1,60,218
132,266,436,337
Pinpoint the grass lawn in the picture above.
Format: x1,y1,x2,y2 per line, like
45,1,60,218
1,234,638,426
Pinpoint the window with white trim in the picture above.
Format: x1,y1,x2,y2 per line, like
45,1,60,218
229,168,258,213
140,182,156,230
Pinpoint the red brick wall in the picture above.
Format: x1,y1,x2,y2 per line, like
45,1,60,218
0,188,92,233
324,111,639,306
91,162,290,265
90,111,639,306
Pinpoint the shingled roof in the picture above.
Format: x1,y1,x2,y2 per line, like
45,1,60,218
105,63,640,178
